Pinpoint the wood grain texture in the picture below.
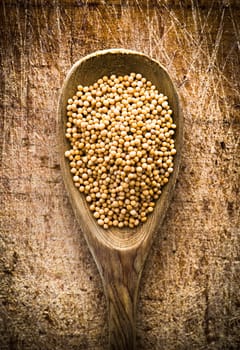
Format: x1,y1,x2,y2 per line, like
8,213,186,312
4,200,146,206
0,1,240,349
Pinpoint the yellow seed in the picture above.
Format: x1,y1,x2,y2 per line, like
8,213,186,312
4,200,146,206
65,73,176,229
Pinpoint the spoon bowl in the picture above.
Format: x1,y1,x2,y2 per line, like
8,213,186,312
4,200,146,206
58,48,183,349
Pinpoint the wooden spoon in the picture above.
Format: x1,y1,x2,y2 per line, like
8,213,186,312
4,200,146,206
58,49,183,350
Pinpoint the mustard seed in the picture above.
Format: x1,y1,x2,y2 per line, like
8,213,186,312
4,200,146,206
65,73,176,229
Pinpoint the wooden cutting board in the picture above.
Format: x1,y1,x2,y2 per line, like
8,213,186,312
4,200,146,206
0,1,239,349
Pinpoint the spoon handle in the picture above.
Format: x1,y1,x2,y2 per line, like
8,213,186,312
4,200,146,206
106,280,137,349
97,248,142,350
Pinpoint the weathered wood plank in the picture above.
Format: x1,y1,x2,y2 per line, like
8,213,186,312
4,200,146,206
0,0,239,349
2,0,240,8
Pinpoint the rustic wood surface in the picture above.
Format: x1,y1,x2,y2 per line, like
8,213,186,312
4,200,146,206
0,1,239,349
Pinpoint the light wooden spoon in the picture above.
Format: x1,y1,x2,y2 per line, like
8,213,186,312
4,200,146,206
58,49,183,350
